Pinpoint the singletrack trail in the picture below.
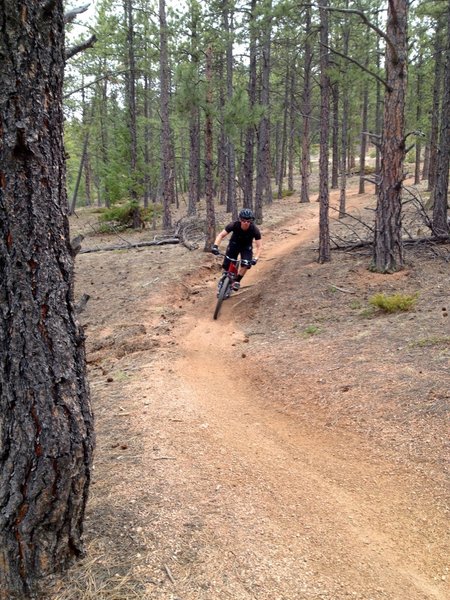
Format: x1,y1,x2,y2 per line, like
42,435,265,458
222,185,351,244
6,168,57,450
68,189,448,600
128,197,448,600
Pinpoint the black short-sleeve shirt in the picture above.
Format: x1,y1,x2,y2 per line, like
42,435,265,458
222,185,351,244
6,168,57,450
225,221,261,247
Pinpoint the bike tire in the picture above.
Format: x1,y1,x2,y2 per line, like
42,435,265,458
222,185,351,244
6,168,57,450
213,277,230,320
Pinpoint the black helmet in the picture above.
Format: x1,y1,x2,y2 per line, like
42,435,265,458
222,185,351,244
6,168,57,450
239,208,255,221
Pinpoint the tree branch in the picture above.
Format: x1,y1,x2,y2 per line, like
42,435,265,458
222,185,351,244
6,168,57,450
321,43,392,91
65,35,97,61
64,3,91,24
321,5,398,63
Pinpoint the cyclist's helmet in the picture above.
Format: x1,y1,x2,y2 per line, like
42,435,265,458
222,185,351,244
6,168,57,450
239,208,255,221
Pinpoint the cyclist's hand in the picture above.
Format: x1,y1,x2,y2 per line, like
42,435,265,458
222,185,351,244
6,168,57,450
251,257,258,265
211,244,220,255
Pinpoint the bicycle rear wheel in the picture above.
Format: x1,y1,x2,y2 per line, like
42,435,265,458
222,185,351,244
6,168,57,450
213,277,230,320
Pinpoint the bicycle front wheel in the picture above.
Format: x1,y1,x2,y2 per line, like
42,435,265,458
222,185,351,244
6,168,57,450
213,277,231,320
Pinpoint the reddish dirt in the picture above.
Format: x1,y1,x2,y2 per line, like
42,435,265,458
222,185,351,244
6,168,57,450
48,186,449,599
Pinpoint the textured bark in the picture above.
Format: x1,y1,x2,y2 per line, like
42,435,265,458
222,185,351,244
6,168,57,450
124,0,138,204
414,54,423,187
339,8,350,218
187,2,201,216
359,78,369,194
331,83,339,190
287,65,296,192
0,2,94,597
277,62,290,200
224,0,237,218
372,0,408,273
242,0,257,211
159,0,174,228
432,2,450,238
255,0,273,223
318,0,330,264
204,45,216,251
427,21,444,192
300,5,312,204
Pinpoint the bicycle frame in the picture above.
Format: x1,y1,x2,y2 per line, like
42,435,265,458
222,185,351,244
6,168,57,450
213,255,243,320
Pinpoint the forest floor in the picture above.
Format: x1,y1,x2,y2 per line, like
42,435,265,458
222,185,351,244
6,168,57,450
47,180,449,600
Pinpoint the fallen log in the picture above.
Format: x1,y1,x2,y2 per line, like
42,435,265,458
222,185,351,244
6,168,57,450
79,238,180,254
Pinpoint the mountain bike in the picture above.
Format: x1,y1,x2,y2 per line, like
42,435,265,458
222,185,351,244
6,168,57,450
213,255,249,320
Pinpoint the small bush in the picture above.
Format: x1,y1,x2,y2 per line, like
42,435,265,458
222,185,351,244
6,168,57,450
350,300,362,310
369,292,418,313
98,201,162,228
304,325,320,336
410,336,450,348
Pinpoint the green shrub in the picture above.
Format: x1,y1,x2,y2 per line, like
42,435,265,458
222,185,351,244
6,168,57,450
304,325,320,336
98,201,162,228
369,292,418,313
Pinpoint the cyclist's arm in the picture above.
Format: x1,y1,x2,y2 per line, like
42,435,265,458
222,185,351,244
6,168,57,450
253,238,262,260
214,229,229,247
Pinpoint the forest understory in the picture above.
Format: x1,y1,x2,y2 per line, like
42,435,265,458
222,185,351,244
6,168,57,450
45,181,449,600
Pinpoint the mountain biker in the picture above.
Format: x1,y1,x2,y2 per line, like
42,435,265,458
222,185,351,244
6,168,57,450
211,208,262,291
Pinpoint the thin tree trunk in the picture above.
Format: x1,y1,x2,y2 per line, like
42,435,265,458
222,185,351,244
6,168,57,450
428,21,444,192
432,2,450,237
204,45,216,251
359,77,369,194
287,65,296,192
255,0,273,223
124,0,141,228
242,0,257,210
300,4,312,204
414,54,423,186
318,0,330,263
159,0,174,228
224,0,237,218
339,5,350,218
331,83,339,189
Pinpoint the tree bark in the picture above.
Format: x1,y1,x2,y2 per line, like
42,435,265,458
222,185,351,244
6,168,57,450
204,45,216,251
359,76,369,194
372,0,408,273
255,0,273,223
0,2,94,597
300,5,312,204
224,0,237,218
243,0,257,211
331,83,339,190
159,0,175,229
432,2,450,238
318,0,331,263
427,20,444,192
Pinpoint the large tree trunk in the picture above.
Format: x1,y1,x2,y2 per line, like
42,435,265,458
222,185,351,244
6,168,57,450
318,0,330,264
0,2,94,598
372,0,408,273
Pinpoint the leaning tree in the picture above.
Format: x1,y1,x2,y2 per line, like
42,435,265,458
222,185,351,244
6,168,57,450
0,1,95,598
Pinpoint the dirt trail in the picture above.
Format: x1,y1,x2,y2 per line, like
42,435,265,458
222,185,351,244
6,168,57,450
123,200,448,600
60,191,449,600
